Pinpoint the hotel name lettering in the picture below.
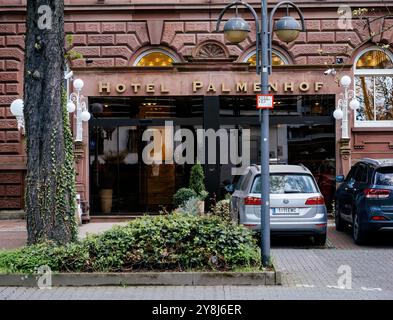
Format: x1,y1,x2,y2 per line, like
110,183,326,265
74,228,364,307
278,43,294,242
98,81,324,95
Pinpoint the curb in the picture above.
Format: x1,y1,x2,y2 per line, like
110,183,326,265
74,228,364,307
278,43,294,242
0,270,282,287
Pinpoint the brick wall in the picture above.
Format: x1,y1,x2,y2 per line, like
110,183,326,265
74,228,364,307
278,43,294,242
0,14,25,211
0,170,23,209
63,16,393,68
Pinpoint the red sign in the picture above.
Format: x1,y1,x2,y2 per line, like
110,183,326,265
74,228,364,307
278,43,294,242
256,94,274,109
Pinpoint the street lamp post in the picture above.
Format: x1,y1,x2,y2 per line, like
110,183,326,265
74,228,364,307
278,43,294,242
10,77,92,142
215,0,306,267
333,75,360,138
67,78,91,142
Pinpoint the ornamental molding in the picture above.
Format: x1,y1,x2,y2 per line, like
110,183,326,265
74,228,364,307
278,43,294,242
192,41,229,59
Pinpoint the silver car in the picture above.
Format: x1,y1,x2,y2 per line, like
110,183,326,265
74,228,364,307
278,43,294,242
230,164,327,245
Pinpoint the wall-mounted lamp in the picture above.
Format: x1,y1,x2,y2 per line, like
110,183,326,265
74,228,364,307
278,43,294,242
10,98,25,135
68,78,91,142
333,75,360,139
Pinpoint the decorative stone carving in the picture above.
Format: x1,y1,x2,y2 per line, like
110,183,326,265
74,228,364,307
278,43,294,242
74,141,85,164
339,138,351,156
194,42,227,59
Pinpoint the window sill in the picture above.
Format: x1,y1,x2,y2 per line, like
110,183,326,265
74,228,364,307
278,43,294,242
353,122,393,131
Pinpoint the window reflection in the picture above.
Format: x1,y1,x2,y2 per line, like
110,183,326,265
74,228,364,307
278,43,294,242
219,95,335,117
136,52,174,67
355,75,393,121
354,49,393,123
247,52,287,66
251,174,318,194
375,169,393,186
356,50,393,69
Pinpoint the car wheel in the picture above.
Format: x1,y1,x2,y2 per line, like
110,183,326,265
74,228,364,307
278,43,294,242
335,202,346,232
352,212,368,245
314,233,327,246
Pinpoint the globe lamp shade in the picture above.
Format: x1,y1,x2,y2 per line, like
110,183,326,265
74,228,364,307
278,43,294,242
333,109,344,120
349,99,360,110
10,99,24,117
73,78,84,90
223,17,250,44
340,75,352,87
81,110,91,122
67,101,76,113
274,16,302,43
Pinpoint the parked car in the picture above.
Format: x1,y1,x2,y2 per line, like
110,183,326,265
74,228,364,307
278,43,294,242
228,164,328,245
335,158,393,244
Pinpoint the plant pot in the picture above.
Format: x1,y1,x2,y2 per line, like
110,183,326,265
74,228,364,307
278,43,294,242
198,200,205,214
99,189,113,213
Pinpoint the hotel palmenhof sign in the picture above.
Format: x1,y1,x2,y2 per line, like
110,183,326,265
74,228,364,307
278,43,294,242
91,72,329,96
98,80,324,95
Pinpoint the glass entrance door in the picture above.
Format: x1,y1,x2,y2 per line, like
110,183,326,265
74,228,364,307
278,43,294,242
89,122,201,215
90,125,142,214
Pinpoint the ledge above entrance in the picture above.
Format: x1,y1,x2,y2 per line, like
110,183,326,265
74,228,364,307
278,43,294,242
73,68,345,97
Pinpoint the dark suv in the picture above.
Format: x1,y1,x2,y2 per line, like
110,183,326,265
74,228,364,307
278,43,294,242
335,158,393,244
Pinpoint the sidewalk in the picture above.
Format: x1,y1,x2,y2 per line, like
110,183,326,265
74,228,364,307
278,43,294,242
0,220,26,250
0,220,127,250
1,219,393,299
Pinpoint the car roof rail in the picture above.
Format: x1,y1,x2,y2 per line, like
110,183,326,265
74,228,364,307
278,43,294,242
298,163,311,172
361,158,381,166
250,164,260,171
269,158,287,164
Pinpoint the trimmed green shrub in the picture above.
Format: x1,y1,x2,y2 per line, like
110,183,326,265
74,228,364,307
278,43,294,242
173,188,197,207
210,199,232,222
189,162,207,198
177,197,200,216
0,214,260,273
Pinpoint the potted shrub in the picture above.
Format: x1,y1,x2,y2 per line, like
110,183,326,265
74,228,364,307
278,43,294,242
99,170,115,213
98,151,127,213
173,188,198,208
189,162,208,214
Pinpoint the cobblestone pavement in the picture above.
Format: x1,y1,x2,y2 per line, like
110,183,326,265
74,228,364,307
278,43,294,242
0,220,27,250
0,220,392,299
0,220,127,249
0,284,392,300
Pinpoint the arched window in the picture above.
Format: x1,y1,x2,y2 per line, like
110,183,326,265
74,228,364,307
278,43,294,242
354,47,393,126
245,50,288,66
134,49,177,67
356,49,393,69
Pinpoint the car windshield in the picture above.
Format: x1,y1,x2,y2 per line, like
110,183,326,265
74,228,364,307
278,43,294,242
251,174,318,194
375,167,393,186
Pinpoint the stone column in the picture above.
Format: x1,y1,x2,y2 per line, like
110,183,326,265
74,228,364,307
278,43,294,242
74,140,90,223
339,137,351,176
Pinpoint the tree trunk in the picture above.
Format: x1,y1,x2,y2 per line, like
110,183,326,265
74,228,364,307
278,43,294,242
24,0,77,245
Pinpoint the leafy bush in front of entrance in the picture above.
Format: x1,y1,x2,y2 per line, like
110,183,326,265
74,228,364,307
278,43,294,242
210,199,233,222
173,188,198,207
177,197,201,216
0,214,261,273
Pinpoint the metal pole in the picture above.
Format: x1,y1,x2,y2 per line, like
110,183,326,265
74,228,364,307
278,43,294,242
260,0,271,267
214,0,305,268
342,86,349,139
75,89,83,142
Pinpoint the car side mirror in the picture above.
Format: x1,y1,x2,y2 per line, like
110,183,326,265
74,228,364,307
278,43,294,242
225,184,235,194
335,175,345,183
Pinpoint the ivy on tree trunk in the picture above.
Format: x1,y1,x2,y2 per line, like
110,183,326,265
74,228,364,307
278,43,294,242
24,0,77,245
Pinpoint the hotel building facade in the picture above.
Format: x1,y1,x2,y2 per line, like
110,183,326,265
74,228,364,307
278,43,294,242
1,0,393,218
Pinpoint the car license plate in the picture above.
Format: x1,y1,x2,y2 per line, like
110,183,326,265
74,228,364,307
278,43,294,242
272,207,300,215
